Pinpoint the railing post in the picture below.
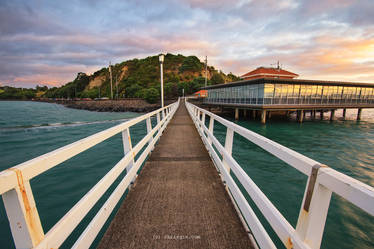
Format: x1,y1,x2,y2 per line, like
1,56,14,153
296,165,332,249
202,112,206,128
146,117,153,151
222,128,234,174
2,175,44,248
207,116,214,145
122,128,135,183
156,112,160,124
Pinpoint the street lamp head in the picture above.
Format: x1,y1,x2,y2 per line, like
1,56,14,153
159,54,164,63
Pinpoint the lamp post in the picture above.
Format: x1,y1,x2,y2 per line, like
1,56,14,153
109,61,113,99
159,54,164,108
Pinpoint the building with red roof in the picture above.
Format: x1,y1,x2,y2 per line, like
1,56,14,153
193,90,207,97
240,66,298,80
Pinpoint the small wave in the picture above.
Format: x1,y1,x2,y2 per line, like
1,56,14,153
0,118,130,131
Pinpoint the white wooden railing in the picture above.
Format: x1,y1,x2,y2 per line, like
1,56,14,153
0,99,180,249
185,99,374,249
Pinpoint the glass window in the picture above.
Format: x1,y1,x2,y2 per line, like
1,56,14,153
264,84,274,98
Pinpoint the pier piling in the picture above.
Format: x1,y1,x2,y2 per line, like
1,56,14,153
298,110,304,123
330,110,335,121
357,108,362,120
261,110,267,124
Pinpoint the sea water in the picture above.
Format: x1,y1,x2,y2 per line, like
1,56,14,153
0,101,373,248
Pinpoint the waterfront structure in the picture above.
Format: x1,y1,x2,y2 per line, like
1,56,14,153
0,98,373,249
193,89,207,97
240,65,299,80
203,77,374,123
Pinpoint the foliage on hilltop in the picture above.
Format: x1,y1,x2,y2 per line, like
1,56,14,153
40,53,240,103
0,85,48,100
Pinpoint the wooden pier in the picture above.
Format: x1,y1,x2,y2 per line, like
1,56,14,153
2,99,373,249
98,101,254,249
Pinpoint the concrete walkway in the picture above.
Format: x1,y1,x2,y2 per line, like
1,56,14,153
98,101,254,249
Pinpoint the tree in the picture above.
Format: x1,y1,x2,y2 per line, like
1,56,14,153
125,84,142,98
179,56,203,73
144,88,159,103
227,72,240,82
211,73,225,85
80,88,99,99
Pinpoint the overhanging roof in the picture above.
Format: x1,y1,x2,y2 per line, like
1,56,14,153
202,78,374,90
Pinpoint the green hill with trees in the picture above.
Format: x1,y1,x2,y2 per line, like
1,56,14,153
44,53,239,103
1,53,240,103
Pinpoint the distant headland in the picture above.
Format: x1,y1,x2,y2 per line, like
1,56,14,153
0,53,239,112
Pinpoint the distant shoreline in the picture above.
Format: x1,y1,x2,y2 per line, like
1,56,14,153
33,99,177,113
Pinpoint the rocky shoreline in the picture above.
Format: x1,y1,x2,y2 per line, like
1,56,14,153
37,99,177,113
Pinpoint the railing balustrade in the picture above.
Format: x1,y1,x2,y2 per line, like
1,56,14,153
0,99,180,249
186,99,374,249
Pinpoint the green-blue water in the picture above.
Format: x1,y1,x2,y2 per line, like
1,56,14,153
0,101,373,248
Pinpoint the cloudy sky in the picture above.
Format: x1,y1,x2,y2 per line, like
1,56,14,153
1,0,373,88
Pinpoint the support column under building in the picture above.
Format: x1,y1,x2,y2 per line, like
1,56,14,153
252,110,256,120
320,110,324,120
357,108,362,121
243,109,247,119
330,109,335,121
298,110,304,123
235,108,239,120
312,110,316,120
342,109,346,120
261,110,267,124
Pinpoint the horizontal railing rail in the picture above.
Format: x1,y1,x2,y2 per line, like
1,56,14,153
0,98,180,249
185,99,374,249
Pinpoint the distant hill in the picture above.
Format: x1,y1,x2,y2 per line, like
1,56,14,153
43,53,240,103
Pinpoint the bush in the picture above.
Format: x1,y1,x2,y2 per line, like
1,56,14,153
81,88,99,99
144,88,159,103
179,56,203,73
211,73,225,85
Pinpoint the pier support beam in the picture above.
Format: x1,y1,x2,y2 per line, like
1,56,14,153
243,110,247,119
330,110,335,121
261,110,267,124
235,108,239,120
252,110,256,120
342,109,346,120
312,110,316,120
320,110,324,120
357,108,362,121
298,110,304,123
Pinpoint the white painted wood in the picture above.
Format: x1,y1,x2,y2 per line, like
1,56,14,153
0,103,177,195
72,121,165,249
318,167,374,216
296,182,332,249
208,117,214,145
146,117,153,150
195,114,309,249
191,104,318,176
122,128,134,176
222,128,234,174
3,180,44,248
185,101,374,249
0,100,180,249
204,132,276,249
